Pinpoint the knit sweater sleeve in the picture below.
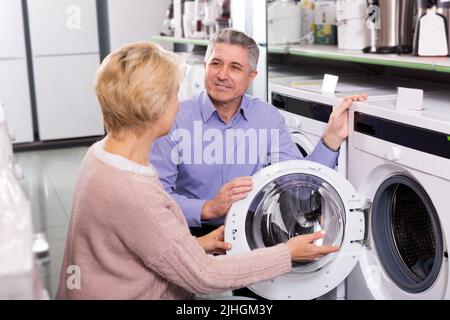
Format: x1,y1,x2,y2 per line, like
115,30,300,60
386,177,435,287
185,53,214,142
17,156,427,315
110,179,292,295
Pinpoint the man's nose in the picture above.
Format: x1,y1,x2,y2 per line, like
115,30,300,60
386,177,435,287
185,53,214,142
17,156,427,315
217,66,230,80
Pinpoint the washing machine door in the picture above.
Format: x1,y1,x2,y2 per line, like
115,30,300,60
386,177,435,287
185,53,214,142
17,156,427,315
290,131,315,158
225,160,366,300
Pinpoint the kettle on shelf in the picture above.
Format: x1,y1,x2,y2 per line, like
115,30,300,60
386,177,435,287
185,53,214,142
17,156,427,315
364,0,415,54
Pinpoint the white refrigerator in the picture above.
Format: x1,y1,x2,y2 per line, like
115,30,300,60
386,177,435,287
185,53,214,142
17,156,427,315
0,0,34,144
27,0,104,141
104,0,170,52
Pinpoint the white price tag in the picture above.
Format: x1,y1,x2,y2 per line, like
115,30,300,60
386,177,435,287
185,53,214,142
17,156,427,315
396,87,424,111
321,74,339,94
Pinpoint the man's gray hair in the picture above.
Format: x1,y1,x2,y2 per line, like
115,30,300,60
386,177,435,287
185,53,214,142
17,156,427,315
204,29,260,72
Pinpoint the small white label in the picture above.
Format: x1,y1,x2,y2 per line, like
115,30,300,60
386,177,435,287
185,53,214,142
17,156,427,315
396,87,424,111
321,74,339,94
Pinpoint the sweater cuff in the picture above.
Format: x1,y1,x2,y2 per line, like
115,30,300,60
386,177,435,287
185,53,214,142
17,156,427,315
272,243,293,274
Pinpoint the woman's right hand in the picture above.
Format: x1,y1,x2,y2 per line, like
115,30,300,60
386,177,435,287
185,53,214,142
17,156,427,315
287,231,339,261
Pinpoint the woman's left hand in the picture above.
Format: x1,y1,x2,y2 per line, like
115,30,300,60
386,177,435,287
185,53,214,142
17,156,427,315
197,225,232,255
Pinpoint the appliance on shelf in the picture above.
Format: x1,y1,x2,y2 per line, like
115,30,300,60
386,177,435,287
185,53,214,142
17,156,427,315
268,0,303,45
364,0,415,54
414,0,449,56
437,0,450,54
192,0,207,39
173,0,183,38
183,0,196,38
204,0,220,38
336,0,370,50
178,54,205,100
161,2,175,36
314,0,338,45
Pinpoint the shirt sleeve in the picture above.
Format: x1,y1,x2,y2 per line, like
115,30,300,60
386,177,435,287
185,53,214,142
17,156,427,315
269,108,338,169
307,139,339,169
150,126,205,227
111,184,292,295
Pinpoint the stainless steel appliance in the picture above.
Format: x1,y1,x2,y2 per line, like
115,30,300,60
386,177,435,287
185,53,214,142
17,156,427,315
364,0,415,53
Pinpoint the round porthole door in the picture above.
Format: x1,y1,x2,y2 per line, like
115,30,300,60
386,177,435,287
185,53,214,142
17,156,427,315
225,160,366,300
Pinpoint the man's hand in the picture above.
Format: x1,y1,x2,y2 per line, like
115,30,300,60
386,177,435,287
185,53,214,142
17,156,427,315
201,176,253,220
322,94,368,150
196,226,232,255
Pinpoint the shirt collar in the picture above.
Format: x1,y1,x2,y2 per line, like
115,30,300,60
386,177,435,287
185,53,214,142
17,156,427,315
94,139,157,177
200,91,250,123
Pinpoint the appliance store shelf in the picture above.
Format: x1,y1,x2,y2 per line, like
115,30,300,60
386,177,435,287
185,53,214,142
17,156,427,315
268,44,450,73
151,35,209,47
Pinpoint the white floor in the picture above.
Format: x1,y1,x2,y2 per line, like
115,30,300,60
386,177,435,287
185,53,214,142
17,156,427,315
16,146,88,299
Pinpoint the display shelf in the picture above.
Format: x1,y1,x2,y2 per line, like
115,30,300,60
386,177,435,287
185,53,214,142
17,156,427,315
151,35,209,47
269,44,450,73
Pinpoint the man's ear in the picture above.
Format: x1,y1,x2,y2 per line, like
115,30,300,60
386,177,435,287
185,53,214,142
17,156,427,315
249,70,258,81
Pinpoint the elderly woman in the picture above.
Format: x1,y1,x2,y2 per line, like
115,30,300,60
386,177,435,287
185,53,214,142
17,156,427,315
57,42,338,300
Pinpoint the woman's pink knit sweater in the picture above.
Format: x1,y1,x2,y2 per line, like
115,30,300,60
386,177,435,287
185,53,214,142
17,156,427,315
57,141,291,299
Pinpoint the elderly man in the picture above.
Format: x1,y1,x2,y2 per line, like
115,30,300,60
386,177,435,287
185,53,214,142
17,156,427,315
151,29,367,237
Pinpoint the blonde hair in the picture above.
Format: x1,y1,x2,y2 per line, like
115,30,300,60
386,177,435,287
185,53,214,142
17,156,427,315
95,41,182,137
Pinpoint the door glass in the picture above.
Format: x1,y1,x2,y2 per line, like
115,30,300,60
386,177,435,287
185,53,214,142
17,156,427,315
245,173,345,273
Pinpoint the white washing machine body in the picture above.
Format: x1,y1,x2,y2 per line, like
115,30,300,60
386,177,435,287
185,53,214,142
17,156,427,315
346,91,450,299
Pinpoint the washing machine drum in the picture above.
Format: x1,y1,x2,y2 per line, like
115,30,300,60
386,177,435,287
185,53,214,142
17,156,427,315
225,160,366,300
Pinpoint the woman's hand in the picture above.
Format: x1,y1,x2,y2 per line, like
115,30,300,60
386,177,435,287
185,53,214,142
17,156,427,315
196,226,232,255
287,231,339,261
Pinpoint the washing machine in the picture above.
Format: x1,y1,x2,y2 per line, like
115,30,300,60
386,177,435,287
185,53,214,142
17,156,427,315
345,90,450,299
225,80,450,300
